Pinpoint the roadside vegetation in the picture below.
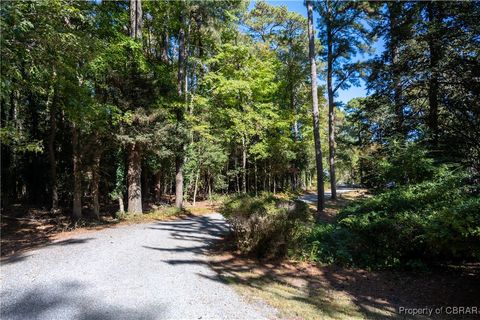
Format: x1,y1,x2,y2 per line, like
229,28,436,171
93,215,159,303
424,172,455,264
222,159,479,271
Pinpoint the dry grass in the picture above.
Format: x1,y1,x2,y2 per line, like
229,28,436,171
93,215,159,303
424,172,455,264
208,252,480,320
208,254,388,320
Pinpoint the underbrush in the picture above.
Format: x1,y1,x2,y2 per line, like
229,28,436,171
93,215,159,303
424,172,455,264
221,193,310,258
299,168,480,269
222,168,479,270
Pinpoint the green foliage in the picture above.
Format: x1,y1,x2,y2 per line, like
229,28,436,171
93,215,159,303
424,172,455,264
363,142,436,189
299,167,480,269
0,125,43,154
221,194,310,258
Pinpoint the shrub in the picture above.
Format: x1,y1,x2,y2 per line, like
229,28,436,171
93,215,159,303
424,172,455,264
362,141,436,189
299,167,480,269
221,193,310,258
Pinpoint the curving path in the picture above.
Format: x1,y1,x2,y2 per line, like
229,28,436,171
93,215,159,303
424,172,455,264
0,213,274,320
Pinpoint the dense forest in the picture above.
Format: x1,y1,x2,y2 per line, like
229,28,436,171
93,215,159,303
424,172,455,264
1,0,479,267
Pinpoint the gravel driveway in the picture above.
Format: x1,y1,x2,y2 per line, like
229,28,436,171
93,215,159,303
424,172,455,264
0,213,274,320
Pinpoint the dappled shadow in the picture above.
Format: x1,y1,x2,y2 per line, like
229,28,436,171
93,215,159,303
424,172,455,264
1,209,117,259
0,254,32,265
144,213,480,319
0,280,161,320
51,237,96,246
202,255,480,319
1,237,96,265
325,265,480,319
143,214,230,257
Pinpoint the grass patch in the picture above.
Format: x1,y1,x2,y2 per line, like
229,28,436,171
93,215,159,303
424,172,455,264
208,254,397,320
117,207,186,223
230,275,367,320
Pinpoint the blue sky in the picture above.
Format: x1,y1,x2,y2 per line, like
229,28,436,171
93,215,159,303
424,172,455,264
248,0,382,104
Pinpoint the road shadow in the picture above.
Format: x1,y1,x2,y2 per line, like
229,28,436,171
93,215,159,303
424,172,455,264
1,237,96,265
1,209,117,259
0,280,161,320
144,214,480,320
143,214,230,256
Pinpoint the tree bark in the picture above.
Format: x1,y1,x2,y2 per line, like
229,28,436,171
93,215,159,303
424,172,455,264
388,2,404,137
130,0,142,39
92,147,101,218
175,4,186,209
154,171,162,203
161,31,169,63
235,155,240,193
254,160,258,196
48,86,58,213
142,163,149,202
72,124,82,219
175,155,184,209
326,22,337,200
427,3,441,148
207,173,212,203
242,136,247,194
307,0,325,212
119,198,125,214
193,169,199,206
126,0,143,215
127,142,142,214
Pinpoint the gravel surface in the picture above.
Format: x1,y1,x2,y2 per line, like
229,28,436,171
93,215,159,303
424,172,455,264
0,213,274,320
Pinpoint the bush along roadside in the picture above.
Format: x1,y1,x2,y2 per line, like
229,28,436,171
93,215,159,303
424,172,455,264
298,167,480,269
221,193,311,258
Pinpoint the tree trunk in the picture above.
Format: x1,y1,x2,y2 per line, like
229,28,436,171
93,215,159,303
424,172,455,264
175,5,186,209
307,0,325,212
427,3,441,148
127,142,142,214
388,2,404,137
268,162,272,192
142,164,149,203
175,156,184,209
161,31,169,63
326,24,337,200
208,174,212,203
242,136,247,194
92,147,101,218
127,0,143,215
235,155,240,193
130,0,142,39
48,86,58,213
154,171,162,203
254,161,258,196
193,169,199,206
72,124,82,219
118,198,125,214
